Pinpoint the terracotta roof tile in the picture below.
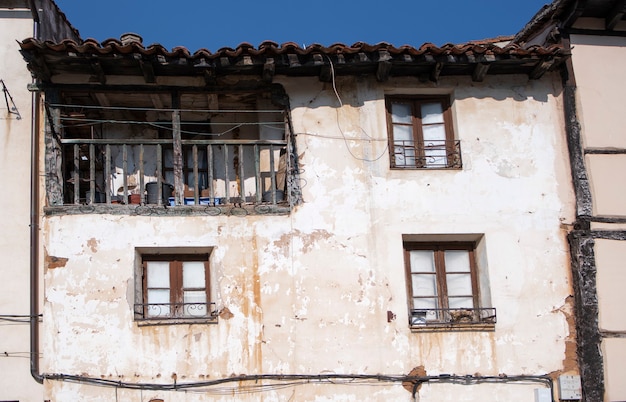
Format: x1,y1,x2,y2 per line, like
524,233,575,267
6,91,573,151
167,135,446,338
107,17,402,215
19,37,568,83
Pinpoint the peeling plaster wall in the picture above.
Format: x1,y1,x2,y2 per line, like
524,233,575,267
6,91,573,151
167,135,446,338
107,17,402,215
42,73,576,401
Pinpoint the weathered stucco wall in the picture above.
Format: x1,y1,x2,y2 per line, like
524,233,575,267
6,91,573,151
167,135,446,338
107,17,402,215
42,72,576,401
0,5,43,402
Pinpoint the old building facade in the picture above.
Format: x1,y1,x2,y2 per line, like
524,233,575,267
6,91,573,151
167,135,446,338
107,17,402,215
18,32,581,401
12,0,626,400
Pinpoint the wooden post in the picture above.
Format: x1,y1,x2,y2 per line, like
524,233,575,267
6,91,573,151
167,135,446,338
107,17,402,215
172,92,184,205
44,95,64,206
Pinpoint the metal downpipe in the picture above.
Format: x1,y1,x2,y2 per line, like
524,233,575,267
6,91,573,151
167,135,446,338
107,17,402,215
28,0,43,384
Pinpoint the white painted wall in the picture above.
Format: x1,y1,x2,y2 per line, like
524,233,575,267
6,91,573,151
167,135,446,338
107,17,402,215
570,33,626,402
41,72,576,401
0,4,42,402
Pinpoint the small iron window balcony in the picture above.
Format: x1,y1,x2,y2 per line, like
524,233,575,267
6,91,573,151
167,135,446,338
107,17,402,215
134,302,218,323
392,140,462,169
410,307,496,330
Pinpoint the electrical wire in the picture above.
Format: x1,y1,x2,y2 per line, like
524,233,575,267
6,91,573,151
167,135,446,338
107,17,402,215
38,372,554,400
0,314,42,323
48,103,284,114
1,352,41,359
324,56,390,163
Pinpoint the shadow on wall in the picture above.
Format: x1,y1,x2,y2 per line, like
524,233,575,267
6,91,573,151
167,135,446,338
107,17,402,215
287,74,559,111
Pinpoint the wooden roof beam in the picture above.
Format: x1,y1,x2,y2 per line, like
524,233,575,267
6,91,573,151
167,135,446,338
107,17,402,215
33,57,52,82
207,93,218,111
376,50,392,82
203,68,217,86
89,59,106,84
319,65,332,82
430,62,444,82
263,58,275,83
529,59,554,79
150,93,164,109
606,0,626,30
472,63,490,82
93,92,110,107
139,60,156,83
376,60,392,82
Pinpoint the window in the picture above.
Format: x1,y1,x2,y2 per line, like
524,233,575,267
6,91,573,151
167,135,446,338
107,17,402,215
134,252,217,324
386,96,461,169
404,241,495,329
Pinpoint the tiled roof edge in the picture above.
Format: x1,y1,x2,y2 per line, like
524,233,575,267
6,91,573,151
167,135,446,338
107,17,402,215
19,37,565,59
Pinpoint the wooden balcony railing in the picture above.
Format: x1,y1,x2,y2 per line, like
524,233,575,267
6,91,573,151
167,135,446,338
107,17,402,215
57,138,291,213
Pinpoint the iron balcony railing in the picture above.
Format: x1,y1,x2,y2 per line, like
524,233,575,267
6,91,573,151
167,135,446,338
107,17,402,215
134,302,218,322
61,138,289,207
410,307,496,327
392,140,462,169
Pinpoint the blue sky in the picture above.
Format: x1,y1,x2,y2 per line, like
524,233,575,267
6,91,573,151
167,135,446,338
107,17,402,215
54,1,550,51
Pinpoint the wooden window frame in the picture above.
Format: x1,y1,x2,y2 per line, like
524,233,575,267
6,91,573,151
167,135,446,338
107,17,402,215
385,95,459,169
137,253,216,325
403,241,494,330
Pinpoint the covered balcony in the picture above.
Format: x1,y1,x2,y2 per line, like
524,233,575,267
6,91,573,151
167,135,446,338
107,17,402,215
43,87,301,216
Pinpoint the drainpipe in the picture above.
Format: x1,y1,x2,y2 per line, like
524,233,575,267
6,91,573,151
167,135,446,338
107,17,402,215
28,0,44,384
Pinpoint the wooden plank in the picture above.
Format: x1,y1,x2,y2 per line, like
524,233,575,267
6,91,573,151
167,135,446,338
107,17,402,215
207,94,218,111
224,144,230,203
89,59,106,85
139,60,156,83
73,144,80,204
529,60,553,80
269,145,276,204
606,0,626,30
203,68,217,86
139,144,145,204
430,62,444,82
263,59,275,83
105,145,111,204
94,92,110,107
207,145,214,201
319,65,332,83
193,145,199,203
472,63,490,82
172,108,184,205
150,94,164,110
238,144,245,203
89,144,95,204
45,102,65,205
122,144,129,203
254,144,261,203
60,138,287,146
288,54,300,67
157,145,164,204
376,60,392,82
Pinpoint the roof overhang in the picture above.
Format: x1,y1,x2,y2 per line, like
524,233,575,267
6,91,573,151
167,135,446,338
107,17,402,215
514,0,626,46
20,38,568,86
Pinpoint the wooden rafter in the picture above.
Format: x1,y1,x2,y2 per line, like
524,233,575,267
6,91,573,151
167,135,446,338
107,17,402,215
472,63,490,82
89,58,106,84
139,59,156,83
606,0,626,30
430,62,444,82
530,59,554,79
262,58,275,83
